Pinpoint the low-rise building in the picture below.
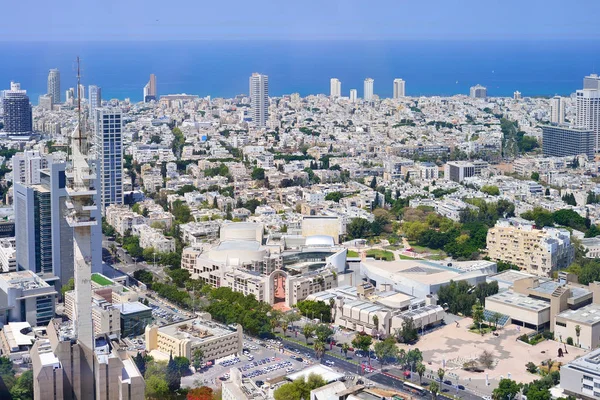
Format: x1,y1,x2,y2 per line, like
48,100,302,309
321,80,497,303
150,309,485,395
145,315,243,361
0,237,16,272
0,270,57,327
561,348,600,400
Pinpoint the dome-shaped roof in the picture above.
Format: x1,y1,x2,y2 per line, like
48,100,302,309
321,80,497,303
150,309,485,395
305,235,335,247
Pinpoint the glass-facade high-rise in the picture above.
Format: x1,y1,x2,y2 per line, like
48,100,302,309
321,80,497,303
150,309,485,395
249,73,269,127
3,81,32,135
95,108,123,211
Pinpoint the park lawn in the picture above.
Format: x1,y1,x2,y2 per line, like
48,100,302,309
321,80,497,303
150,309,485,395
347,250,359,257
366,249,395,261
91,273,113,287
408,242,447,258
398,254,416,260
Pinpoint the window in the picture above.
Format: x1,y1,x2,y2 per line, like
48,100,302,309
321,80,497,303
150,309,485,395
584,384,593,390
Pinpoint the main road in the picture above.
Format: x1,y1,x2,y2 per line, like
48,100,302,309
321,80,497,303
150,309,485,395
278,335,482,400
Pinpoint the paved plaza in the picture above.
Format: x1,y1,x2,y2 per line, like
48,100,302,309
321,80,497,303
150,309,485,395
399,317,587,395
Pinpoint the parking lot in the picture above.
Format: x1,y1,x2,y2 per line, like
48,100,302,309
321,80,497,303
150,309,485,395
181,337,314,389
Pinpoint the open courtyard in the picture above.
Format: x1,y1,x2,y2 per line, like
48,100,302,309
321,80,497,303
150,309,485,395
397,317,587,396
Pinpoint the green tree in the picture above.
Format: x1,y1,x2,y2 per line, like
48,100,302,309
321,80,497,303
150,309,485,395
346,218,372,239
315,324,334,343
406,349,423,372
341,343,350,358
273,382,302,400
576,325,581,347
429,381,440,399
10,370,33,400
437,368,445,382
61,277,75,297
370,176,377,189
492,378,520,400
192,348,204,370
531,171,540,181
251,167,265,181
145,375,170,399
325,191,343,202
481,185,500,196
416,363,426,384
0,356,16,389
373,336,398,369
526,361,538,374
313,340,325,359
302,324,316,344
166,354,181,391
472,300,485,332
352,332,373,355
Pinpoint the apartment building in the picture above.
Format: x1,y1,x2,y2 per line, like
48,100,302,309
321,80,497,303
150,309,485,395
486,218,574,276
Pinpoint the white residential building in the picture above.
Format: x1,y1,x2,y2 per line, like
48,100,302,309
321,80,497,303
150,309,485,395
364,78,374,101
95,108,123,211
330,78,341,98
249,73,269,127
393,78,405,98
550,96,566,124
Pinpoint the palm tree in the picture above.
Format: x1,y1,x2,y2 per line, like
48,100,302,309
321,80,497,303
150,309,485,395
303,324,315,344
397,349,407,369
430,381,440,399
341,343,350,358
373,315,379,332
546,358,555,373
493,312,502,330
437,368,445,383
281,321,289,337
416,363,426,384
314,340,325,359
575,325,581,347
329,297,336,321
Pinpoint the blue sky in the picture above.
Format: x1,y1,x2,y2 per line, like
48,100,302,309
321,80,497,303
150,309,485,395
4,0,600,41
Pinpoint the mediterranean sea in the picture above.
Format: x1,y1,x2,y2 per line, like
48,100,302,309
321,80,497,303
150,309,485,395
1,40,599,103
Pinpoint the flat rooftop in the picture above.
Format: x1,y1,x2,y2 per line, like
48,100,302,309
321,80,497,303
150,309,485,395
361,259,462,285
486,290,550,312
114,301,151,315
286,364,344,383
557,303,600,325
566,348,600,374
158,318,236,343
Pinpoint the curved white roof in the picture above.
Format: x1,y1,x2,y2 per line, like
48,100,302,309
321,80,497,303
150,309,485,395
305,235,335,247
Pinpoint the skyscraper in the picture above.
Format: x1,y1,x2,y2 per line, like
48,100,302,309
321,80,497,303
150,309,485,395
550,96,565,124
542,125,594,160
78,83,85,101
514,91,522,100
13,151,102,292
65,87,75,105
249,73,269,127
364,78,374,101
144,73,157,102
330,78,341,97
47,68,61,104
95,108,123,211
350,89,357,103
470,84,487,98
393,78,406,98
88,85,102,113
576,85,600,151
2,81,32,135
584,73,600,90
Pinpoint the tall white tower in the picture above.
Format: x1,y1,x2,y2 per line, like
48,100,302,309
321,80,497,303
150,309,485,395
66,58,99,359
550,96,565,124
364,78,374,101
576,89,600,151
330,78,341,98
94,108,123,211
249,73,269,127
393,79,405,98
350,89,357,103
88,85,102,113
47,69,61,104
